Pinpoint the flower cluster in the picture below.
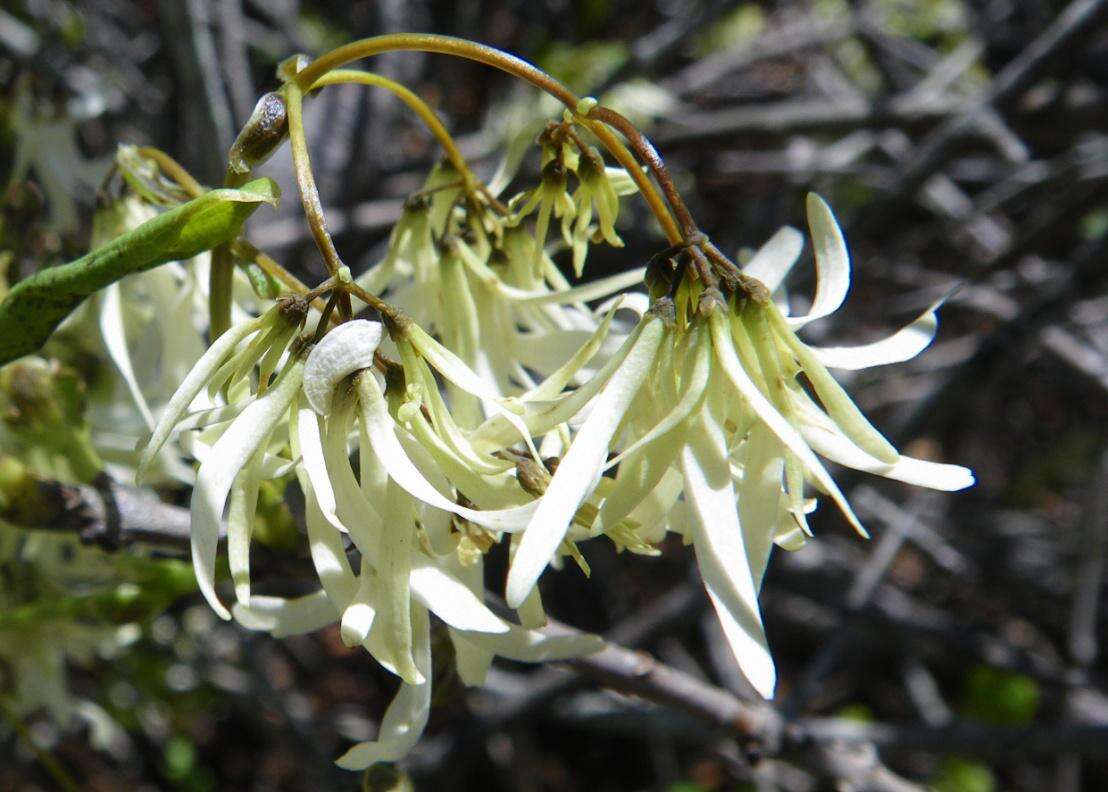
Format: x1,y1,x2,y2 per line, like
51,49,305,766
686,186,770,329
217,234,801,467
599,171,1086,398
126,51,973,770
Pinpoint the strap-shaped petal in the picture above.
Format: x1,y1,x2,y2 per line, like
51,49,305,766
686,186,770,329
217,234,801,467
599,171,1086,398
100,282,155,429
296,453,357,607
605,324,709,470
768,303,899,464
227,437,269,602
596,427,684,533
336,605,432,770
233,590,336,638
405,323,507,403
471,313,647,452
680,411,776,699
790,388,974,490
137,314,264,480
340,559,377,647
455,623,604,663
505,315,665,608
786,193,851,329
709,309,866,536
736,423,784,591
447,559,496,686
377,479,420,684
741,226,804,296
409,559,509,634
299,403,510,639
356,372,540,530
189,360,303,619
811,299,942,370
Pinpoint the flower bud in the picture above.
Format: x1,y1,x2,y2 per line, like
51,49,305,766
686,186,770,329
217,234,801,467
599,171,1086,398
227,92,288,175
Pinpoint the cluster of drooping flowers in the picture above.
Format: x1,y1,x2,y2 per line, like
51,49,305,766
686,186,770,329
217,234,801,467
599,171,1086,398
123,43,974,770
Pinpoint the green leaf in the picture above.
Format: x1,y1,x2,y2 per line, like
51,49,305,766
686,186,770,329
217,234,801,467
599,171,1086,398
0,178,279,365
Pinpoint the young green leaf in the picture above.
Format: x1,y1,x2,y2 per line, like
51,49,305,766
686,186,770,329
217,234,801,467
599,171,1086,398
0,178,279,365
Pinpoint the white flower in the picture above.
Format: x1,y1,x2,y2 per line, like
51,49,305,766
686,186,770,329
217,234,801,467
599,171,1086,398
350,148,643,429
505,304,669,607
478,194,971,698
190,355,305,619
221,319,604,767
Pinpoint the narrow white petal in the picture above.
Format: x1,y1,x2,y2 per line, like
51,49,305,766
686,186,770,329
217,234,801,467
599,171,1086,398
737,424,784,590
787,194,850,328
173,403,245,432
510,533,549,629
680,415,776,699
450,633,495,687
505,316,665,608
138,315,263,480
335,605,431,770
297,406,344,530
292,411,359,607
770,305,899,464
457,624,604,662
597,427,684,531
741,226,804,296
340,560,377,647
709,310,865,535
233,591,337,637
356,373,540,530
398,411,523,509
605,325,709,470
470,314,647,452
513,329,607,375
888,456,975,490
189,360,304,619
404,325,506,402
811,300,941,370
626,466,684,543
100,283,155,429
322,401,383,552
377,479,420,684
447,559,496,686
226,439,267,602
517,299,621,398
409,559,509,634
513,269,646,306
303,319,383,415
791,390,974,490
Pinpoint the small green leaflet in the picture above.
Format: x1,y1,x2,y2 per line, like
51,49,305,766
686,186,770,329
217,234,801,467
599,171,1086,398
0,178,279,365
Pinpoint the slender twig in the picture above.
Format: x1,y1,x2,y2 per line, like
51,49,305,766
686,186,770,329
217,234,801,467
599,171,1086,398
800,718,1108,757
308,69,510,212
588,106,698,238
0,469,191,552
344,279,401,321
283,80,354,320
291,33,685,244
283,83,343,280
135,146,205,197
